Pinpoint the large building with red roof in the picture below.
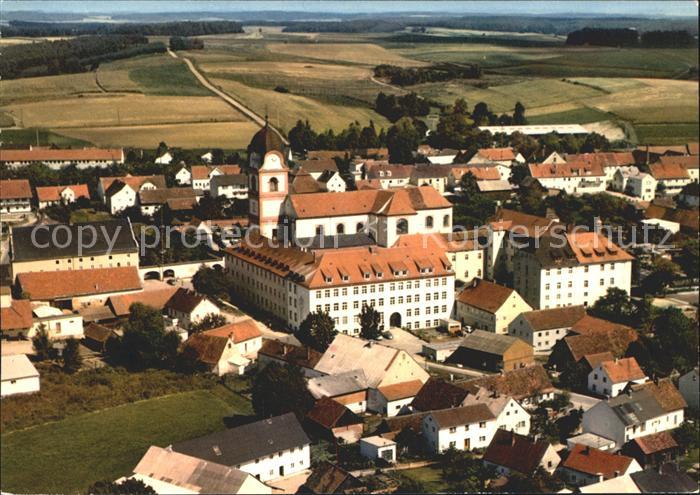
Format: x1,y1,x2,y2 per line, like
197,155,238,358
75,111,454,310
0,146,123,169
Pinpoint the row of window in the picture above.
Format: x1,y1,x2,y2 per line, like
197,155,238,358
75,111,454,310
314,278,448,299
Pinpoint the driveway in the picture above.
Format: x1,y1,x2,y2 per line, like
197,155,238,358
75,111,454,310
381,327,425,355
564,390,601,411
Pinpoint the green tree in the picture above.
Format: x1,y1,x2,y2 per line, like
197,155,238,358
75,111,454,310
109,303,180,370
251,362,314,419
32,324,53,361
508,162,529,185
358,120,380,148
87,478,156,495
590,287,636,325
296,310,337,352
192,266,235,301
459,171,479,197
440,448,494,492
387,117,420,164
673,419,699,453
642,257,679,295
62,338,83,373
189,313,227,333
359,304,382,340
676,238,699,278
288,120,318,152
558,360,589,393
513,101,527,125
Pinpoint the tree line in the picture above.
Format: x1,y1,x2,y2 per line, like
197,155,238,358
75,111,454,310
169,36,204,51
566,28,695,48
1,35,165,79
373,63,481,87
288,120,387,153
374,92,431,122
3,20,243,37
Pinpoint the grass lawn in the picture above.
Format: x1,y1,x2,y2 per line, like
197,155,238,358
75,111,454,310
129,58,212,96
634,123,700,145
0,128,92,147
1,387,252,494
69,209,113,224
528,107,614,125
397,465,450,492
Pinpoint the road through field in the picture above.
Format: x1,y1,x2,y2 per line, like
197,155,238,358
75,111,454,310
168,49,288,144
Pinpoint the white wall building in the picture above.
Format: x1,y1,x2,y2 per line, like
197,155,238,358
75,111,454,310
422,404,499,454
679,367,699,411
588,357,648,397
0,179,33,214
626,173,658,201
1,354,40,397
508,305,587,354
98,175,165,214
165,289,220,329
31,305,84,340
175,166,192,185
529,162,606,195
360,436,396,463
455,279,532,334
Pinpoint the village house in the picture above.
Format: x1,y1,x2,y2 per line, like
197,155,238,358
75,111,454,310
469,147,525,167
422,404,498,453
373,380,424,417
512,231,633,310
16,266,143,309
0,179,32,214
164,288,220,329
558,444,642,487
588,357,648,397
314,335,430,410
172,412,310,482
425,148,459,165
307,370,369,414
1,354,40,397
155,151,173,165
409,165,452,194
462,364,556,407
10,220,139,277
421,339,462,363
626,172,658,202
30,305,84,340
289,167,324,195
648,161,692,195
257,340,324,378
316,170,347,193
508,305,587,354
35,184,90,209
678,367,699,410
191,165,242,191
200,319,262,363
0,288,33,339
582,379,686,450
483,430,560,476
299,461,365,495
211,174,249,200
295,159,339,181
449,164,502,186
564,152,636,185
620,431,680,469
305,397,364,444
83,322,118,352
107,287,178,319
183,333,249,376
363,162,413,189
175,165,192,185
98,174,166,214
360,436,397,463
139,188,201,217
630,466,699,494
454,279,532,334
0,146,124,169
128,446,271,494
462,388,531,436
528,162,606,195
658,154,698,182
446,330,534,372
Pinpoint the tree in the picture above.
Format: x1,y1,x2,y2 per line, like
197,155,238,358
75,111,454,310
251,362,314,419
359,304,382,340
513,101,527,125
296,311,337,352
87,478,156,495
288,119,317,153
440,448,494,492
558,359,589,393
590,287,636,325
189,313,227,333
673,419,699,454
459,171,479,197
108,303,180,370
62,338,82,373
508,162,529,185
642,257,679,295
676,238,699,278
387,117,420,164
192,266,235,301
32,324,53,361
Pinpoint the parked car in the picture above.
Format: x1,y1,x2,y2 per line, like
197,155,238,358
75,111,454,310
382,331,394,340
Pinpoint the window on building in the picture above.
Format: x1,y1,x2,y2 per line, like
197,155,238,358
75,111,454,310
337,224,345,234
269,177,279,192
426,216,434,228
443,214,450,227
396,218,408,235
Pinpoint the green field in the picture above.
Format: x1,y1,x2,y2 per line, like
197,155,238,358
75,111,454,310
397,466,451,492
129,58,212,96
528,107,614,125
1,388,252,494
0,128,92,147
634,123,700,145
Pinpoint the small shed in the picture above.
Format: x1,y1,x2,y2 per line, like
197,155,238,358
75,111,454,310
621,431,680,469
360,436,396,463
83,322,118,352
1,354,40,397
446,330,534,372
421,340,461,363
305,397,363,444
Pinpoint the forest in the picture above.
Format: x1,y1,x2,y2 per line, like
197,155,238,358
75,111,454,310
3,20,244,37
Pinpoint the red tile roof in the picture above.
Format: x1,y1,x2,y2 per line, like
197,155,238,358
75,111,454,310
484,430,553,475
565,327,638,363
563,444,635,478
452,166,501,181
632,431,678,455
377,380,424,401
35,184,90,202
564,152,635,168
476,148,517,162
600,357,646,383
460,364,555,401
630,379,686,412
529,162,605,179
165,288,210,314
570,314,633,336
430,403,495,429
183,333,228,365
522,306,587,331
100,174,166,194
17,267,142,300
412,377,470,411
659,155,699,170
456,279,516,314
259,339,323,369
108,287,178,317
191,165,241,180
582,351,615,370
0,299,33,331
567,232,634,265
306,397,360,430
203,319,262,344
0,179,32,200
649,162,690,180
0,147,122,163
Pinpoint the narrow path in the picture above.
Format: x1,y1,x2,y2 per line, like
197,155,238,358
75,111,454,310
370,75,403,92
94,68,107,93
168,49,289,145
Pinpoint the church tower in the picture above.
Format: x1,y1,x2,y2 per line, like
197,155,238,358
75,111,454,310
247,122,289,240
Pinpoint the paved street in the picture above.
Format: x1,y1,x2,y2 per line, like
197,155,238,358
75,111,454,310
564,390,601,411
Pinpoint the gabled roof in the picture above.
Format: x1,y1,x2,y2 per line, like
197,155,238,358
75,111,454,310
35,184,90,202
306,397,361,430
133,446,254,494
429,404,495,429
521,306,587,331
202,319,262,344
165,288,212,314
649,161,690,180
456,280,516,314
459,364,555,401
570,314,634,336
183,333,229,365
567,232,634,264
564,152,635,168
488,208,559,237
0,179,31,200
452,166,501,181
301,461,363,495
290,167,324,195
139,188,200,207
529,162,605,179
412,377,470,411
0,299,33,331
562,444,635,478
83,322,116,343
108,287,178,317
18,267,142,300
314,334,406,388
191,165,241,180
453,330,528,357
582,351,615,370
211,174,247,187
365,163,413,180
100,175,166,195
631,431,678,455
173,413,309,467
483,430,554,475
11,220,138,262
259,339,323,370
1,354,39,381
599,357,646,383
377,412,429,435
377,380,424,401
296,159,338,174
0,147,123,163
411,165,452,179
475,147,518,161
658,154,699,170
564,327,638,363
307,369,368,400
629,379,686,413
630,466,698,493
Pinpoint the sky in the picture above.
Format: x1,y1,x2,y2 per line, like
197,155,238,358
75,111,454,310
2,1,698,17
